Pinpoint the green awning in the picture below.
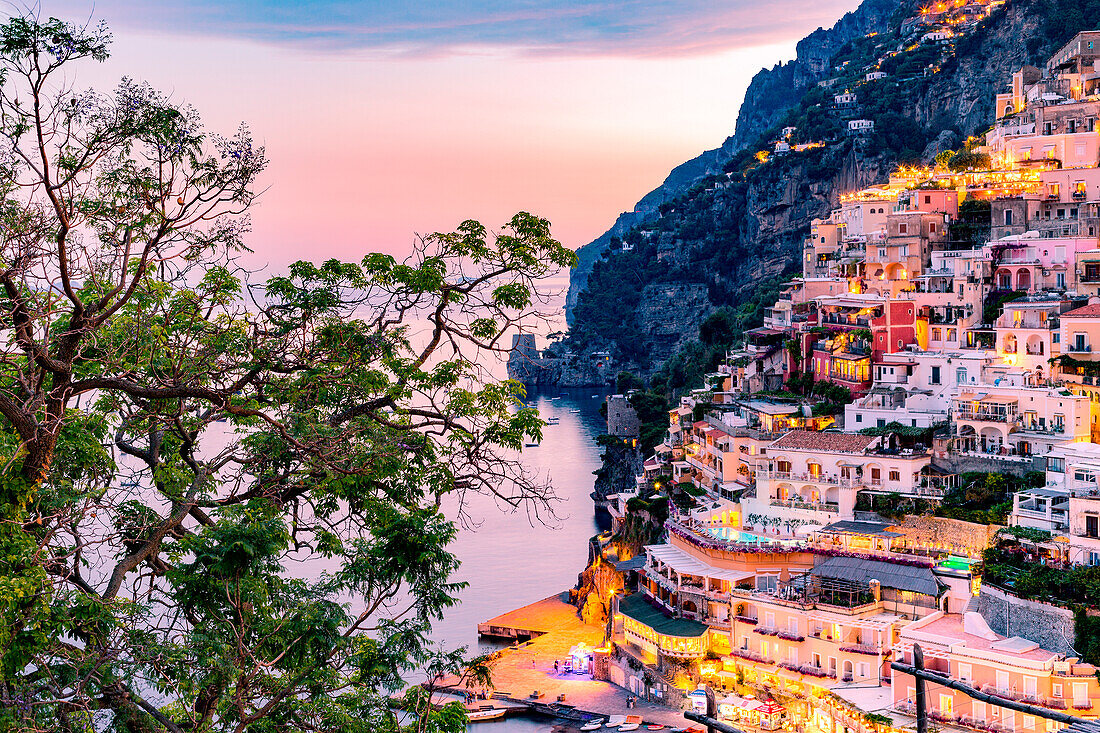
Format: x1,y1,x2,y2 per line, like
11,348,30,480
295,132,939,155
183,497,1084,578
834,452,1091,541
617,594,709,638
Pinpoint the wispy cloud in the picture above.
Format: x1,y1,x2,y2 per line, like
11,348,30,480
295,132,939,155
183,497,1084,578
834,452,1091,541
48,0,861,57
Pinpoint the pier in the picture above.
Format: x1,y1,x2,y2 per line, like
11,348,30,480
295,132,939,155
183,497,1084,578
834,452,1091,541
445,592,689,729
476,592,581,641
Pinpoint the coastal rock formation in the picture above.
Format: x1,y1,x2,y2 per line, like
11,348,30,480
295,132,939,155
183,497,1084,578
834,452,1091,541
564,0,911,325
506,334,612,387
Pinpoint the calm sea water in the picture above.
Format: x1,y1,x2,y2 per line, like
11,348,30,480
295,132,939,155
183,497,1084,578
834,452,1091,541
435,387,608,732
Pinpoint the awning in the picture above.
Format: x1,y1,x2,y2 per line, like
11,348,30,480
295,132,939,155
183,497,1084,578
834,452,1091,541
978,395,1017,404
644,544,756,583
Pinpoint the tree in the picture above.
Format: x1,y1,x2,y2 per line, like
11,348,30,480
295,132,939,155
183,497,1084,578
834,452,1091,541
616,371,645,394
0,13,575,733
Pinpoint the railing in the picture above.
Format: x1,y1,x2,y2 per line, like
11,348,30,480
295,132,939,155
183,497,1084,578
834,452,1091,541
978,685,1050,706
771,499,840,513
953,409,1016,423
757,470,860,487
1067,344,1093,353
1017,423,1065,435
820,314,873,327
796,664,837,679
645,570,677,592
839,643,882,655
731,648,773,664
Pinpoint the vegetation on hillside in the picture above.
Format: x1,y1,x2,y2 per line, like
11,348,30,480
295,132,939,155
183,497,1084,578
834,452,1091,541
935,472,1045,524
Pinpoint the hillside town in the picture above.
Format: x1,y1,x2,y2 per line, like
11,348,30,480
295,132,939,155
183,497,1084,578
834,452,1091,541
586,29,1100,733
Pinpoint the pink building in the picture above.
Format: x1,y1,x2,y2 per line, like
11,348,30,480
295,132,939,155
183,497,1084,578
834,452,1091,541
988,236,1096,292
892,612,1100,730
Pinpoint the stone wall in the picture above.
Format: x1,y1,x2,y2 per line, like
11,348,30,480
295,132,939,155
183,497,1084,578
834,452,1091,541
977,585,1077,656
888,515,1001,557
929,451,1041,477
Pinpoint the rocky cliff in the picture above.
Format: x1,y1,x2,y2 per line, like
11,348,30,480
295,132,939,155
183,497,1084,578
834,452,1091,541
565,0,914,324
564,0,1067,376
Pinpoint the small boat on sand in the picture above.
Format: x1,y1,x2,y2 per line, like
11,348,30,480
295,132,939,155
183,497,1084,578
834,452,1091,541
467,706,506,722
580,722,605,731
606,716,626,728
619,725,640,732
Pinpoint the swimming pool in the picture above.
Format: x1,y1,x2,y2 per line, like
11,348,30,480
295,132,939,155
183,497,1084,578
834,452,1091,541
936,555,977,572
703,527,801,546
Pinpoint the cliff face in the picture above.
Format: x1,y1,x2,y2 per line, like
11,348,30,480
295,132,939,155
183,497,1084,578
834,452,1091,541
568,144,893,371
915,2,1041,132
565,0,1058,376
564,0,913,323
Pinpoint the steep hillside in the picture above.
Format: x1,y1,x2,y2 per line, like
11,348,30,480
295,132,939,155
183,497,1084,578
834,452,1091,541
563,0,1069,378
564,0,913,323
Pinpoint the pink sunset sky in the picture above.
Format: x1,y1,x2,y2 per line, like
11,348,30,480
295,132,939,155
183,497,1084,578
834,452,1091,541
44,1,865,270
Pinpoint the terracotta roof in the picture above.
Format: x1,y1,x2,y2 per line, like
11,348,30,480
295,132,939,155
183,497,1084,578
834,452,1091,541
1061,303,1100,318
769,430,877,454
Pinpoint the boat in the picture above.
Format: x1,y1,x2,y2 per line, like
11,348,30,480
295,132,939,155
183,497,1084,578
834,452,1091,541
569,408,581,413
581,722,606,731
647,727,665,731
606,716,627,728
619,726,640,732
525,442,539,447
467,707,506,722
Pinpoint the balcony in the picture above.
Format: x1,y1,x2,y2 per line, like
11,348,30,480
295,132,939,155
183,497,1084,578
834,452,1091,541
953,409,1017,423
1067,344,1093,353
797,664,837,680
978,685,1050,706
820,314,873,328
758,470,860,487
731,648,773,665
1017,422,1065,435
771,498,840,513
839,643,882,656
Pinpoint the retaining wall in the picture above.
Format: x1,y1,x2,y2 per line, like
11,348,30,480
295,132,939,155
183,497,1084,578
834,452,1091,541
977,585,1077,657
889,515,1001,557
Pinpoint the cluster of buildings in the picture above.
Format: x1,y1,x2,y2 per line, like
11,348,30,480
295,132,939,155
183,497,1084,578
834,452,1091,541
598,31,1100,733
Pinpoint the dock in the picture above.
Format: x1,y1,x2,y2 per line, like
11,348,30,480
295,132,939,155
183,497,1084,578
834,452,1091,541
437,685,686,729
444,592,689,729
477,592,574,641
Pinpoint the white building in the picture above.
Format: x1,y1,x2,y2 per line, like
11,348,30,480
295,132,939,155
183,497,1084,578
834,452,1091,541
848,119,875,135
846,349,995,429
744,431,935,531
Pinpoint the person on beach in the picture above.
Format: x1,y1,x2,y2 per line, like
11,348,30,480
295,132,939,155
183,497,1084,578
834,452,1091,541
554,660,560,674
